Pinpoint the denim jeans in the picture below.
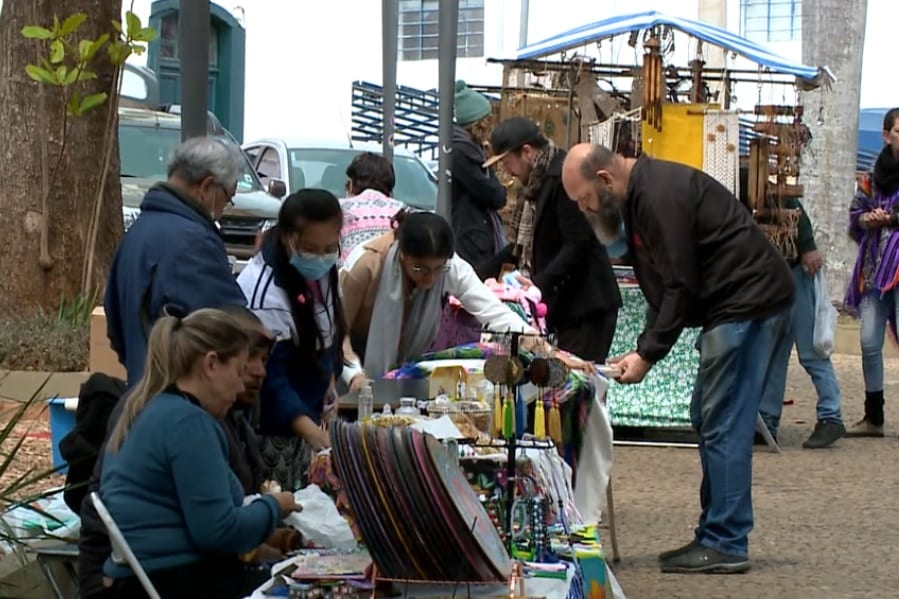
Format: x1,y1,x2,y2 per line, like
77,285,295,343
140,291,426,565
859,288,898,392
690,309,790,558
759,266,843,434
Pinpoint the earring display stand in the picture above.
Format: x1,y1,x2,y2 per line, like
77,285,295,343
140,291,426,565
478,329,570,550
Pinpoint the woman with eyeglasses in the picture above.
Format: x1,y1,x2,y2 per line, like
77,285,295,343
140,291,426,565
237,189,360,491
340,210,573,379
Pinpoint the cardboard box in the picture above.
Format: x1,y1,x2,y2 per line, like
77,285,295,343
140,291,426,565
89,307,126,379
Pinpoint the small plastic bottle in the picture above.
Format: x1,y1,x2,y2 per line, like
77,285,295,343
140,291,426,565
358,383,374,422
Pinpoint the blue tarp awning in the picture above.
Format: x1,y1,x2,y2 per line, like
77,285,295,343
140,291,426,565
516,10,833,89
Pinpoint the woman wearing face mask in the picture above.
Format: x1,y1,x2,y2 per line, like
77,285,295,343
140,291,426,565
237,189,357,490
340,210,577,379
99,309,298,599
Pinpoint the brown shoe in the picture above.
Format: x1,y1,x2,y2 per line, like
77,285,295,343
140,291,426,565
844,417,884,438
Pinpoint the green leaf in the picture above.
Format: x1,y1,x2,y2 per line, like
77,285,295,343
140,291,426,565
125,11,140,38
108,43,127,64
49,39,65,64
78,39,92,61
24,64,57,85
55,65,67,84
79,91,108,114
131,45,145,56
66,90,80,116
111,19,122,33
59,13,87,36
52,15,60,36
79,34,109,61
133,26,158,43
76,70,97,82
20,25,54,40
62,66,91,86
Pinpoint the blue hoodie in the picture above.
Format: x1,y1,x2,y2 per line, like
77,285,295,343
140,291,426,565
104,184,247,386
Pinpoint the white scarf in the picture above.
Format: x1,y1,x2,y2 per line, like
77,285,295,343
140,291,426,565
364,242,447,376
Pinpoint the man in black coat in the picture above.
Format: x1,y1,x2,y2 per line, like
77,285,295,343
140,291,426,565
562,143,795,574
479,117,621,362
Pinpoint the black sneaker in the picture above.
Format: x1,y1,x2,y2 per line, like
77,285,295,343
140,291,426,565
658,540,699,561
659,543,751,574
803,420,846,449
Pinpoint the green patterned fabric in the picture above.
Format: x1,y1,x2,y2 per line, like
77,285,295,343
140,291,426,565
607,286,697,428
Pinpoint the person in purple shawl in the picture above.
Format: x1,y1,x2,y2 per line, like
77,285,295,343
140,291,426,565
845,107,899,437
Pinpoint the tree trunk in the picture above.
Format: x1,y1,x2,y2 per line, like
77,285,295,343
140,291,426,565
0,0,123,317
800,0,868,305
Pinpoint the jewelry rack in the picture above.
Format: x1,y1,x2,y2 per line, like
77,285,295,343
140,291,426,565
477,329,568,551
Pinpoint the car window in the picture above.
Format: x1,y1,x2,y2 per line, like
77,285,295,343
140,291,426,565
256,147,282,187
118,123,263,193
287,148,437,211
244,145,261,167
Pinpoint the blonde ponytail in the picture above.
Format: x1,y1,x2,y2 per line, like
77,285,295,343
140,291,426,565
107,309,250,453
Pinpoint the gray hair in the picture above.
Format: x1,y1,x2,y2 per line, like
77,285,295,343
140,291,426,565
167,136,242,188
580,144,617,181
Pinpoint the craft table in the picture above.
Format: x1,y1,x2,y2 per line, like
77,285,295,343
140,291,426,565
247,570,573,599
375,347,613,526
607,285,698,428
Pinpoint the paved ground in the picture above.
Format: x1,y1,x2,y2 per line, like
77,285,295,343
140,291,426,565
612,353,898,598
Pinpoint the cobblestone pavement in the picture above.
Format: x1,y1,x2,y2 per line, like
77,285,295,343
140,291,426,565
611,354,898,598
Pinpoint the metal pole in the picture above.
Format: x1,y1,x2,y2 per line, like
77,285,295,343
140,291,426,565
519,0,530,48
179,0,210,141
436,0,459,220
381,0,398,163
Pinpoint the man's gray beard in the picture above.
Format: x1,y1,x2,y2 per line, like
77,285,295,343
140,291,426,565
587,184,627,245
585,210,622,245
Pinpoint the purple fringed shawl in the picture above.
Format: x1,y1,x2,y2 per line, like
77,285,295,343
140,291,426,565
846,174,899,340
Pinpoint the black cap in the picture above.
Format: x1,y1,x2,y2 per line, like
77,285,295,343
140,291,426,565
483,117,543,167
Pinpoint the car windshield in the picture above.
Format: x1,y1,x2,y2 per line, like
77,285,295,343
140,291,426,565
118,124,263,193
287,148,437,210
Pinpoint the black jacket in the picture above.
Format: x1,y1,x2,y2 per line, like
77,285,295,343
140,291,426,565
59,374,125,514
78,399,124,598
222,408,269,496
625,156,795,364
451,125,507,269
481,150,622,329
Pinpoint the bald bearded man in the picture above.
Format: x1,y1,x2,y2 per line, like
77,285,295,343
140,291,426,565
562,143,794,574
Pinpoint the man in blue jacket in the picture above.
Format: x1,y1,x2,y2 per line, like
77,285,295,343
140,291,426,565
104,136,248,386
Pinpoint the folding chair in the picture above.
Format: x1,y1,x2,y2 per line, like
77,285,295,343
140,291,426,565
90,492,161,599
31,542,79,599
755,413,781,453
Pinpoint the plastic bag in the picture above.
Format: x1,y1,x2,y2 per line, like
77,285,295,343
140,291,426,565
813,271,837,358
283,484,355,549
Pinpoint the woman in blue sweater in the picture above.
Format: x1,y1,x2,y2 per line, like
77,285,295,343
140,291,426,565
100,309,298,598
237,189,357,491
